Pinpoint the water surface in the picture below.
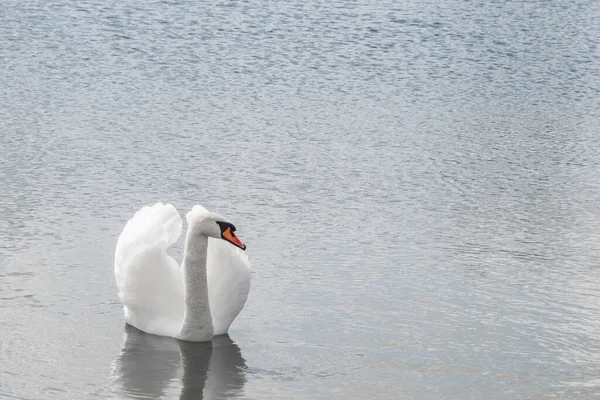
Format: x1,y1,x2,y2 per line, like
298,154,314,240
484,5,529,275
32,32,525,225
1,0,599,398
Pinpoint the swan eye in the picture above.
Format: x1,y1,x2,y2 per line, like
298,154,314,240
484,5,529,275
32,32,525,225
216,221,232,233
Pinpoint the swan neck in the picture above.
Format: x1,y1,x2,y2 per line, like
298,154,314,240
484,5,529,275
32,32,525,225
179,233,214,341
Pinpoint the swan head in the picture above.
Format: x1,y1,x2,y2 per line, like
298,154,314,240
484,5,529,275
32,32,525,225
188,211,246,251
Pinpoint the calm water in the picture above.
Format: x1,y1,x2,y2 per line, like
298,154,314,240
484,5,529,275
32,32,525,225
1,0,600,398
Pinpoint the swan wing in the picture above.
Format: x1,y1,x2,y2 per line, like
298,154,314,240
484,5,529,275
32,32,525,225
187,205,251,335
115,203,185,338
207,238,251,335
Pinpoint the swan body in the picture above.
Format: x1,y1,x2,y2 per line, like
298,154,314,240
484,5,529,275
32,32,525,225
114,203,250,341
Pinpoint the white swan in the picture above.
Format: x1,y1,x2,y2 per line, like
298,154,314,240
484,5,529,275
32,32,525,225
114,203,251,342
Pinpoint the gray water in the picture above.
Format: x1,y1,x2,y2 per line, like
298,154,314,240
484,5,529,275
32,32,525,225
1,0,599,398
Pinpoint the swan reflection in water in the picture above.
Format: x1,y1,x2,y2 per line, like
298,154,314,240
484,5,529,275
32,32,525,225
109,324,247,399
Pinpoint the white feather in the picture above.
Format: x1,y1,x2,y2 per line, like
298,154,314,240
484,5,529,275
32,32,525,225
114,203,251,338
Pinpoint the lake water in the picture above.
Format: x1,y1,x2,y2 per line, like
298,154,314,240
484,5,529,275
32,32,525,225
1,0,599,398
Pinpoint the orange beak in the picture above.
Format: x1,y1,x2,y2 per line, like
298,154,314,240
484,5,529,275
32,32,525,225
222,227,246,250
